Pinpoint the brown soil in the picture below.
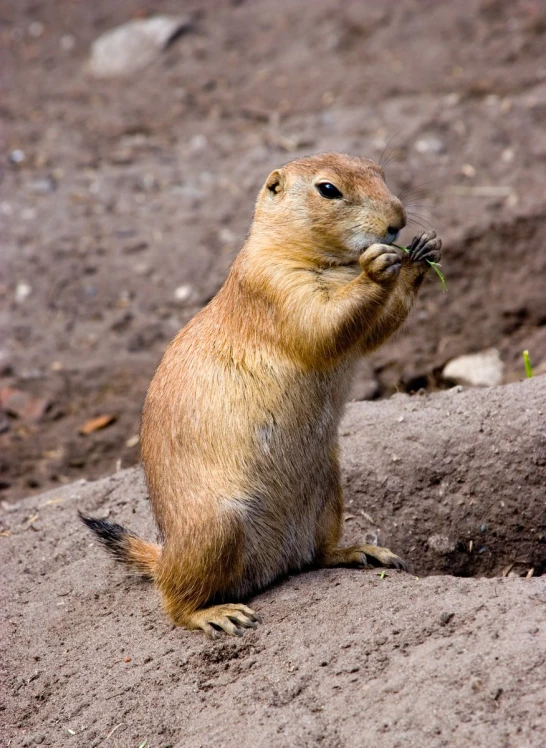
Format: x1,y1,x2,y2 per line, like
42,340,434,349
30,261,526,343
2,378,545,747
2,0,546,502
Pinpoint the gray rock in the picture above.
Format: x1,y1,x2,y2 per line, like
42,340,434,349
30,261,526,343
442,348,504,387
87,16,191,78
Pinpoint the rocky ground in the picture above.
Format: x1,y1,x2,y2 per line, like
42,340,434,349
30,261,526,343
2,1,546,745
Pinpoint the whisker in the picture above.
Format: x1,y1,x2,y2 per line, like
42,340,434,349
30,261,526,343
397,178,443,201
403,202,433,211
406,215,434,230
399,187,433,202
379,131,402,169
406,207,434,219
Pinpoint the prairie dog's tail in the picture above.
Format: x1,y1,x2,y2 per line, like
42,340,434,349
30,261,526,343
79,512,161,579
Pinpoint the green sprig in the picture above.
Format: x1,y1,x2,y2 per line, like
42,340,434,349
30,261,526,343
523,350,533,379
393,244,447,292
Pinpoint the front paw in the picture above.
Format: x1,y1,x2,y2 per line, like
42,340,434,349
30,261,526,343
359,243,401,284
406,230,442,265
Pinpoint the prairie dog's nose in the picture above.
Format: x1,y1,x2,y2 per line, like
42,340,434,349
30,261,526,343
385,209,406,244
386,204,406,243
387,206,406,235
387,222,404,235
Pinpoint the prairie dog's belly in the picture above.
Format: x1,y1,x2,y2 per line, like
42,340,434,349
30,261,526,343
222,362,354,596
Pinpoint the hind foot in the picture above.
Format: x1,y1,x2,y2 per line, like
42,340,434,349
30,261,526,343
321,544,407,571
183,603,261,640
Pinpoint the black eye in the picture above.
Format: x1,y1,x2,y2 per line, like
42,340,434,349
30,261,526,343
316,182,343,200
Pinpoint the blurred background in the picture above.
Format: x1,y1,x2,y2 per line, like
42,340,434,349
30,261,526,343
2,0,546,502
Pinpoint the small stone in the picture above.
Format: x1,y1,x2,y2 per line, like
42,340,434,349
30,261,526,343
461,163,476,177
439,612,455,626
15,282,32,303
442,348,504,387
174,284,192,302
427,534,457,554
189,134,207,152
60,34,76,51
444,92,460,106
28,21,45,38
10,149,25,164
414,136,445,155
218,227,236,245
133,262,152,276
29,176,56,195
126,435,139,448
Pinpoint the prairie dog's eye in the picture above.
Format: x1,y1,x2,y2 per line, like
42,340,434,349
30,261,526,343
316,182,343,200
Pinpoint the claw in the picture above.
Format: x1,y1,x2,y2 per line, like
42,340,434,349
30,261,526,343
190,603,262,639
407,230,442,265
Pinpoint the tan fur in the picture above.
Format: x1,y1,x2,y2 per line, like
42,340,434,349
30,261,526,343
128,153,442,638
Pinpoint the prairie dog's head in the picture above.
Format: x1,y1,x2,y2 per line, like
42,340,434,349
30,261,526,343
253,153,406,264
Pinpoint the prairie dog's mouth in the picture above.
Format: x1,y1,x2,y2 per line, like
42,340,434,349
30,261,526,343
326,232,400,268
351,232,395,255
385,228,400,245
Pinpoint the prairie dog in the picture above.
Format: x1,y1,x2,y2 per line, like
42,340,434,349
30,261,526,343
81,153,442,638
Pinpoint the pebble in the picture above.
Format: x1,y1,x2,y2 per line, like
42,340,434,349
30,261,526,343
174,284,193,302
28,21,44,38
15,282,32,303
189,134,208,152
60,34,76,51
10,149,25,164
414,136,446,155
29,176,56,195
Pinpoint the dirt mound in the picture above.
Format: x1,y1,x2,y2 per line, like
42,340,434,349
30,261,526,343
2,378,545,747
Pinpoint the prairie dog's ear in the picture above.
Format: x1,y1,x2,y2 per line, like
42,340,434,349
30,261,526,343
265,169,284,195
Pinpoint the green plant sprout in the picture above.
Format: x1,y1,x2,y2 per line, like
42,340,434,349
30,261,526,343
523,350,533,378
393,244,447,292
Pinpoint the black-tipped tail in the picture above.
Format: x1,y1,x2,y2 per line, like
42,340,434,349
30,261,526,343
79,512,131,563
79,512,161,578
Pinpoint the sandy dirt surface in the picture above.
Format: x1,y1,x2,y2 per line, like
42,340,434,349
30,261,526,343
2,378,546,747
2,0,546,501
2,1,546,745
